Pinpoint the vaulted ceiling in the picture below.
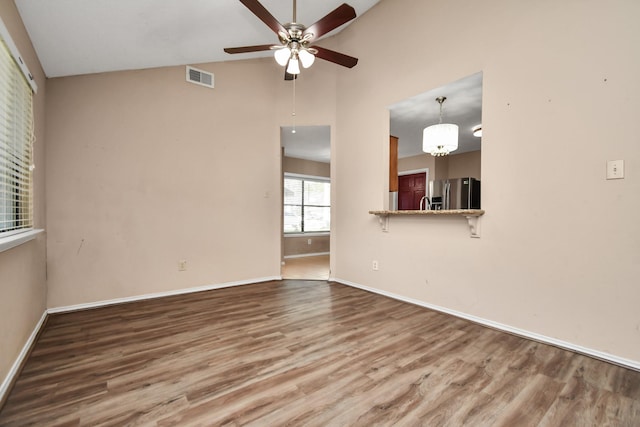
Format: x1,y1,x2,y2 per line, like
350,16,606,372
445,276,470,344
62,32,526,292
15,0,381,78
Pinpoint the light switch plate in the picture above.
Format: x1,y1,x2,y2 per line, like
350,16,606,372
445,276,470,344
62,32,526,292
607,160,624,180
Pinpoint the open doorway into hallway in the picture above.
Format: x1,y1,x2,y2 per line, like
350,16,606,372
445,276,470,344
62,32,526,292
281,126,331,280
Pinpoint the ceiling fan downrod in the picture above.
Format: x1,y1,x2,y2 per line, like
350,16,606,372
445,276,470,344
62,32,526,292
292,0,297,23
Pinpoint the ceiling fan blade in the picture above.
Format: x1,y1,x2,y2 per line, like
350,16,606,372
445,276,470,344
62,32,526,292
224,44,275,54
239,0,287,35
303,4,356,41
312,46,358,68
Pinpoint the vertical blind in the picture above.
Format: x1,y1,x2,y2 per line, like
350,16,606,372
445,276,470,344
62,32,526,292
0,36,34,234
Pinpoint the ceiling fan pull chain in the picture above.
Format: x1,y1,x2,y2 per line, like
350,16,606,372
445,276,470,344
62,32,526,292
292,76,297,134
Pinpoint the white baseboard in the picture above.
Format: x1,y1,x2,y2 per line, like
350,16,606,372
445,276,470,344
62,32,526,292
48,276,282,314
0,310,47,404
283,252,330,259
334,278,640,372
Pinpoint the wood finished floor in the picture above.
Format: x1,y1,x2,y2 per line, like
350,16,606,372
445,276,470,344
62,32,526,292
1,280,640,426
281,255,330,280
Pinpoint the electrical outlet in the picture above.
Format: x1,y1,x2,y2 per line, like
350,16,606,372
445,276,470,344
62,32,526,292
178,260,187,271
307,239,312,245
372,260,379,271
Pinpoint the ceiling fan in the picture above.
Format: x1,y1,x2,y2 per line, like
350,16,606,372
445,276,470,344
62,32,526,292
224,0,359,80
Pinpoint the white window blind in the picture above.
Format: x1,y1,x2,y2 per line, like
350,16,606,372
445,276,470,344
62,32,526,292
284,176,330,233
0,33,34,235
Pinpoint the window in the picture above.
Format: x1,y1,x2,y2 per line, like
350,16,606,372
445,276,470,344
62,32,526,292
284,175,330,233
0,23,35,235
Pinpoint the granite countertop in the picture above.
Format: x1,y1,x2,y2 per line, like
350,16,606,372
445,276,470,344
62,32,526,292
369,209,485,216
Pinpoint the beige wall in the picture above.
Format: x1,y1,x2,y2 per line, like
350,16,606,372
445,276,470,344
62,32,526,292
398,153,435,175
430,150,482,181
332,0,640,362
0,0,47,392
446,150,481,180
283,156,330,178
398,150,480,181
45,60,287,307
284,235,330,257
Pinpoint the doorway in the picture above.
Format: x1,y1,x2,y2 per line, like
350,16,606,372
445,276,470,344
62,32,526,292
280,126,331,280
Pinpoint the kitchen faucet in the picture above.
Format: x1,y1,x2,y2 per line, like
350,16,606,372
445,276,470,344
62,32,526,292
420,196,431,210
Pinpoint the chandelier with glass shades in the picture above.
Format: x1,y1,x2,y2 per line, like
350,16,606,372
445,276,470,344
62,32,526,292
423,96,459,157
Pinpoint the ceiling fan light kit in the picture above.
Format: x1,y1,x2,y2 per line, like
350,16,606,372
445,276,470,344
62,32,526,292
298,48,315,68
287,55,301,74
224,0,359,79
423,96,459,157
274,47,291,66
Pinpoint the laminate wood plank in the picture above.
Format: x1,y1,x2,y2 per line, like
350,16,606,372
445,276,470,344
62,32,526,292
489,373,566,426
539,375,640,426
281,255,329,280
1,280,640,426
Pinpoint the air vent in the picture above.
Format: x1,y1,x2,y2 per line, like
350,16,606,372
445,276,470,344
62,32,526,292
186,66,214,89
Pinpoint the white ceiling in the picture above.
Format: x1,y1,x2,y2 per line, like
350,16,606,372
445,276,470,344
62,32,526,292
15,0,381,78
281,126,330,163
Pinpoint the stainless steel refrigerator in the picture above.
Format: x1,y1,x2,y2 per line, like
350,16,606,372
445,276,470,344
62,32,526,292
429,177,481,210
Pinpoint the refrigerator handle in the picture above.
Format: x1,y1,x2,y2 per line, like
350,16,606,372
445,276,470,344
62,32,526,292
444,181,450,210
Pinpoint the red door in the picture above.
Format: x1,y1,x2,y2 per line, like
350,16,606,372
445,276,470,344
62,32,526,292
398,173,426,210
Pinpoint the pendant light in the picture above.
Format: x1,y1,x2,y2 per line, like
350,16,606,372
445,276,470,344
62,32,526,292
423,96,458,157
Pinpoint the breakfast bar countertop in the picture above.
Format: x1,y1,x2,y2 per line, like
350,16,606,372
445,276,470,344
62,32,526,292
368,209,485,216
368,209,485,236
